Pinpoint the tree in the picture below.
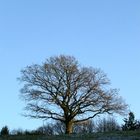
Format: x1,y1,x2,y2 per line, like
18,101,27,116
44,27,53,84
52,121,65,135
36,121,65,135
122,112,137,131
36,124,54,135
73,119,95,134
11,128,24,135
19,55,127,134
96,117,120,132
0,126,9,136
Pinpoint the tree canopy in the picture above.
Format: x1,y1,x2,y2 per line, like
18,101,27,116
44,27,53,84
19,55,127,134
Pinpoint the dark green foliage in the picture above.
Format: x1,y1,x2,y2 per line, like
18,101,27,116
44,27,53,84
122,112,139,131
0,126,9,135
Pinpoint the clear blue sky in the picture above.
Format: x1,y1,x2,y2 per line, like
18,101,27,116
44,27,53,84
0,0,140,131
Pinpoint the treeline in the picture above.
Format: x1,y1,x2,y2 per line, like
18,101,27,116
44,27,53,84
0,118,119,136
1,112,140,136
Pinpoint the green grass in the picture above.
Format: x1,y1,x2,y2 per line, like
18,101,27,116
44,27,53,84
1,131,140,140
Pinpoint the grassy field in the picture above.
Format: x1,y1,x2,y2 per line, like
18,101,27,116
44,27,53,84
1,131,140,140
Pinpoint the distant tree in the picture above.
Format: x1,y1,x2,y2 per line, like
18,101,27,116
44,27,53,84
35,126,45,135
0,126,9,136
37,124,54,135
52,121,65,135
73,119,95,134
11,128,24,135
36,122,64,135
19,55,128,134
24,130,32,135
122,112,137,131
96,117,120,132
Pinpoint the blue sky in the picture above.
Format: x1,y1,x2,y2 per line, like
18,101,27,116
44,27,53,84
0,0,140,131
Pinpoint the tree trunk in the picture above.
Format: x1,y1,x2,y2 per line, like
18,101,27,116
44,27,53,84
65,121,73,134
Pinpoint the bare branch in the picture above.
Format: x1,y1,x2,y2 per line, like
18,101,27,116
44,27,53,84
19,55,128,134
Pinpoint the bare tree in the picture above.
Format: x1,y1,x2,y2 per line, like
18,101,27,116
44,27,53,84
19,55,127,134
96,117,120,132
73,119,95,134
36,124,54,135
53,121,65,135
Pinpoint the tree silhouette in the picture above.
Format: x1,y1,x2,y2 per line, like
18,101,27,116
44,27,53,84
19,55,127,134
96,117,120,132
1,126,9,135
122,112,137,131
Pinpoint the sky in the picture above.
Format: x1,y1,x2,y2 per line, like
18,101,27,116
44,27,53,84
0,0,140,131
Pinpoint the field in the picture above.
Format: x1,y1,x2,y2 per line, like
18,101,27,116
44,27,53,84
1,131,140,140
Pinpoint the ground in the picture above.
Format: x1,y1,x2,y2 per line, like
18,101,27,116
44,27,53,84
1,131,140,140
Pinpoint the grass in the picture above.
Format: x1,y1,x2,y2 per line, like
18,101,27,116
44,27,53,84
1,131,140,140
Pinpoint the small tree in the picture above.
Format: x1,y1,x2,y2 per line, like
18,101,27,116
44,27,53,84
73,119,95,134
122,112,137,131
37,124,54,135
53,121,65,135
37,121,65,135
96,117,120,132
0,126,9,136
19,55,128,134
11,128,24,135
